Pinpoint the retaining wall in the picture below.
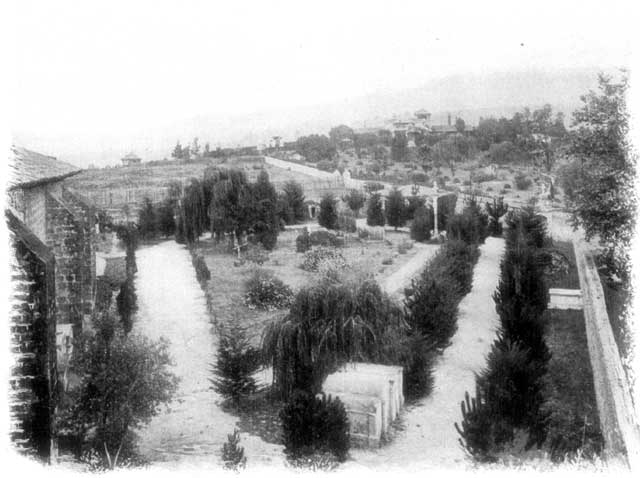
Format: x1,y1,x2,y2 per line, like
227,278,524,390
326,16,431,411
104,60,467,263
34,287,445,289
574,240,640,467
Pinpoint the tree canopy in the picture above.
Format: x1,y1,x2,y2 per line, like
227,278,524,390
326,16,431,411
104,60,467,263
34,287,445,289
564,72,635,280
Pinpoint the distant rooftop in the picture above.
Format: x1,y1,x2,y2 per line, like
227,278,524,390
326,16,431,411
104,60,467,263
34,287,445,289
9,145,82,189
122,152,142,161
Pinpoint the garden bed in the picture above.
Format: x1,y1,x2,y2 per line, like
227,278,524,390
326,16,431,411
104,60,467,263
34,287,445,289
547,240,580,289
541,309,603,460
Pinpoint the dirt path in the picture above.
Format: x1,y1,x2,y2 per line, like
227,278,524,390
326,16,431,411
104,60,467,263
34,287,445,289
346,237,505,472
133,241,283,469
380,243,441,298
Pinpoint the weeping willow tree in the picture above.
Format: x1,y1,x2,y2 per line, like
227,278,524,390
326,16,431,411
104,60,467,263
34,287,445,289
177,178,209,244
261,278,409,398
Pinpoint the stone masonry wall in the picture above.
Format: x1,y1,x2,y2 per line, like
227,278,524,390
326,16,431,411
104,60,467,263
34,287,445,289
9,238,57,461
45,191,94,329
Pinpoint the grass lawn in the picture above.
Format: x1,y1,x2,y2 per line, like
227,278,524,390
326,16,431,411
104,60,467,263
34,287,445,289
542,309,603,459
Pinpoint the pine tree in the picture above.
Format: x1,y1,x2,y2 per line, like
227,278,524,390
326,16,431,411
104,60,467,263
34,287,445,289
385,188,406,230
318,194,338,230
171,140,183,159
366,192,385,226
221,429,247,471
211,320,261,407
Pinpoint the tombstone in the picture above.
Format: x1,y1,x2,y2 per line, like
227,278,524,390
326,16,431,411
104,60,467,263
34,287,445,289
323,362,404,445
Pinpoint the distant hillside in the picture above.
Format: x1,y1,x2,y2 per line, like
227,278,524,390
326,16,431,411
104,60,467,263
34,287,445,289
16,66,613,168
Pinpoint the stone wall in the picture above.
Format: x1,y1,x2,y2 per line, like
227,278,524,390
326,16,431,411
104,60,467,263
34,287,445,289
45,190,95,329
8,226,57,461
574,241,640,467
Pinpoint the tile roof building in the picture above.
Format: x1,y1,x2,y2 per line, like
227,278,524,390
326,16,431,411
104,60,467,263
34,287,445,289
6,146,98,461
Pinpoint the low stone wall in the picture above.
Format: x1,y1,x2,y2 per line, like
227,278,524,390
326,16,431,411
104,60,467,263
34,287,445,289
574,241,640,467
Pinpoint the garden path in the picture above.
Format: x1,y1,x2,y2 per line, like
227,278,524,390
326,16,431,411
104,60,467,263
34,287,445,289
133,240,283,470
381,243,441,298
346,237,505,471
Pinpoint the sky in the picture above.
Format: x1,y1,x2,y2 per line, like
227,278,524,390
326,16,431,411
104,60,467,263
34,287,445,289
4,0,637,165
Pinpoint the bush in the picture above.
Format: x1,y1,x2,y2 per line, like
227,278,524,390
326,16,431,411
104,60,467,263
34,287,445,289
410,206,434,242
411,172,428,183
280,391,350,463
476,335,546,432
296,228,312,253
431,240,480,294
301,247,347,272
397,238,413,254
192,254,211,286
474,173,497,183
309,230,341,247
318,194,339,230
364,182,385,193
405,272,461,348
504,183,511,189
400,333,436,400
211,320,261,407
221,429,247,471
382,257,393,265
515,173,532,190
245,243,269,265
244,269,294,310
366,192,385,227
446,202,489,245
337,212,357,233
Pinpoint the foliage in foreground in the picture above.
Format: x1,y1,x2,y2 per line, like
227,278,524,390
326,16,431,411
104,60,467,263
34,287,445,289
280,391,349,463
60,311,178,469
221,429,247,471
211,319,261,407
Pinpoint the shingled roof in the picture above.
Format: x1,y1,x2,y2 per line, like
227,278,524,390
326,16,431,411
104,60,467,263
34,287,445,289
8,145,82,190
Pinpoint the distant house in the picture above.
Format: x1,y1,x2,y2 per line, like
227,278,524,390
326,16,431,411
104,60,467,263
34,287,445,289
121,152,142,167
7,146,98,460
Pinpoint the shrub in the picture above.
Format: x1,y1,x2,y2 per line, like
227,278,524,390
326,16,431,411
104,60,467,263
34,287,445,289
400,332,436,400
463,180,471,186
192,254,211,286
244,269,294,310
280,391,350,463
364,182,385,193
504,183,512,189
515,173,532,190
221,429,247,471
382,257,393,265
211,320,261,407
318,194,339,230
455,386,508,463
366,192,385,226
337,212,357,233
245,243,269,265
296,228,312,253
446,202,489,245
301,247,347,272
309,230,341,247
474,173,497,183
410,205,434,242
397,238,413,254
385,188,406,230
411,172,428,183
486,197,509,237
476,335,546,432
432,240,479,294
357,228,370,240
405,272,461,349
453,177,460,184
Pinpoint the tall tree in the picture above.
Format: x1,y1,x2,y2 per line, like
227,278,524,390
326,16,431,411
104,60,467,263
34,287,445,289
366,192,385,227
318,194,339,230
385,188,406,230
65,312,178,469
344,189,366,218
565,72,634,280
279,180,306,224
252,170,279,249
391,132,408,162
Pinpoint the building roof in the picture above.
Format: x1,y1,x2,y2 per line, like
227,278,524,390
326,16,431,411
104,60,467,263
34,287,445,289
9,146,81,190
121,152,142,161
430,125,458,134
6,209,55,265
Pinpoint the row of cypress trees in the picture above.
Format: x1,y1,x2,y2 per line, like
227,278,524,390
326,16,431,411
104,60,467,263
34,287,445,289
456,206,551,462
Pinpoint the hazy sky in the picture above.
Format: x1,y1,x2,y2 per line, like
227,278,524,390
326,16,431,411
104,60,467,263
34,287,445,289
6,0,635,160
